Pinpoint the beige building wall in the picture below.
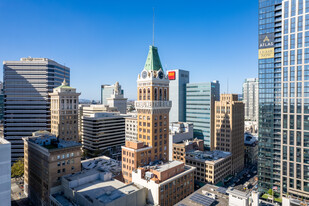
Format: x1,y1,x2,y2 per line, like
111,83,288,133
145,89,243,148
214,94,244,174
50,80,80,142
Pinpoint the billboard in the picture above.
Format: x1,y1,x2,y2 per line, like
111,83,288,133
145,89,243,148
168,71,176,80
259,48,274,59
259,34,274,59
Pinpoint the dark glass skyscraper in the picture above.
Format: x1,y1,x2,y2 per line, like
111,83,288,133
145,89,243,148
258,0,282,194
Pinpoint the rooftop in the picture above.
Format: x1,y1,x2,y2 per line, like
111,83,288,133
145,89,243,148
227,188,250,199
75,179,142,204
176,184,229,206
186,150,231,163
244,133,258,145
25,131,81,150
150,161,183,173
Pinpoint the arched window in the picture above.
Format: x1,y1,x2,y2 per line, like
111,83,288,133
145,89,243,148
154,88,158,100
164,89,167,100
139,89,142,100
159,89,162,100
147,88,151,100
143,88,146,100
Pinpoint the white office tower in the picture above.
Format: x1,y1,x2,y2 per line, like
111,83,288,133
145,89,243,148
3,58,70,161
0,138,11,206
242,78,259,121
106,82,127,114
167,69,189,122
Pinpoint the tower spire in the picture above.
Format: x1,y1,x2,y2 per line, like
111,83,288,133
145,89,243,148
153,7,155,46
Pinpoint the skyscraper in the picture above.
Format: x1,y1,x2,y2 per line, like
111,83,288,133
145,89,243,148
186,81,220,150
258,0,282,195
167,69,189,123
280,0,309,199
214,94,244,174
121,46,195,206
3,57,70,161
242,78,259,121
122,45,171,183
50,80,80,142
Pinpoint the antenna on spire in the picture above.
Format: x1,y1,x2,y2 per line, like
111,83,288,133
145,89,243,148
227,78,229,94
153,7,155,46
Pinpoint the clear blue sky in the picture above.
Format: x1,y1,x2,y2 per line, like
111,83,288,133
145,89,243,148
0,0,258,100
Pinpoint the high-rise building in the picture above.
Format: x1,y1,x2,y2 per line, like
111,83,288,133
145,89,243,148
280,0,309,199
81,112,125,160
258,0,282,195
259,0,309,201
172,139,204,163
242,78,259,121
50,80,80,142
186,81,220,150
214,94,244,174
23,131,81,206
121,46,195,206
0,138,11,206
101,82,127,114
3,57,70,161
106,82,127,114
167,69,189,122
122,45,171,183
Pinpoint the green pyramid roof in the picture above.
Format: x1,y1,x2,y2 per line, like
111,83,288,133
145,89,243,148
143,46,163,71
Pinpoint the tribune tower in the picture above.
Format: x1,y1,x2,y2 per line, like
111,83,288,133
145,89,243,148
122,46,171,183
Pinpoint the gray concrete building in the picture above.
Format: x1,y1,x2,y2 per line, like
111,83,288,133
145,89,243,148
3,57,70,161
167,69,189,123
0,138,11,206
101,82,127,114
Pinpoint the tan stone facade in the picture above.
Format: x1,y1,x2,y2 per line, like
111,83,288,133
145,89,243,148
50,80,80,142
185,150,232,184
172,139,204,163
214,94,244,174
23,131,81,206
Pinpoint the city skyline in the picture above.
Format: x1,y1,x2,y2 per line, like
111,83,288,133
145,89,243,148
0,0,258,100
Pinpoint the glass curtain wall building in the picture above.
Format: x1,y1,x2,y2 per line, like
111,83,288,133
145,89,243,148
258,0,283,194
186,81,220,150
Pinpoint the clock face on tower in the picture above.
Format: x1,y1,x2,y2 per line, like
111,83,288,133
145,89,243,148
158,71,164,79
142,71,148,79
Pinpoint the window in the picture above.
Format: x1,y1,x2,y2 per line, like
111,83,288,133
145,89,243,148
291,17,296,33
291,34,295,49
285,19,289,34
298,16,303,32
305,48,309,63
298,49,303,64
291,50,295,65
299,0,304,15
298,66,302,80
298,33,303,48
284,35,289,50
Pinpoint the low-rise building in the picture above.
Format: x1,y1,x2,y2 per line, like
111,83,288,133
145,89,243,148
81,112,126,160
0,138,11,206
169,122,194,161
185,150,232,185
125,112,137,141
227,188,250,206
121,140,152,183
132,161,195,206
23,131,82,206
244,133,258,166
50,156,145,206
172,139,204,163
175,184,229,206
